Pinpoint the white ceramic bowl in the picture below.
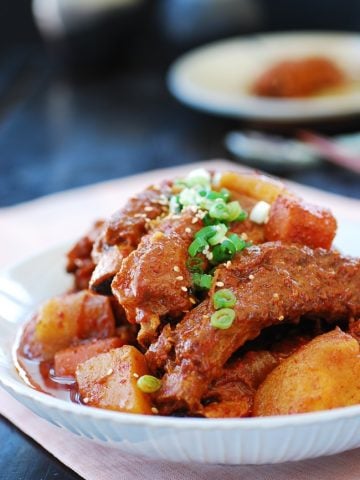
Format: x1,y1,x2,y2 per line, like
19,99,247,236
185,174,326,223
1,224,360,465
168,32,360,122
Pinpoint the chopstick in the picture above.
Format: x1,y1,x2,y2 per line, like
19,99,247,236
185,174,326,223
298,130,360,174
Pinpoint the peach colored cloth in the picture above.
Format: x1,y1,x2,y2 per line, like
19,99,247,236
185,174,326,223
1,160,360,479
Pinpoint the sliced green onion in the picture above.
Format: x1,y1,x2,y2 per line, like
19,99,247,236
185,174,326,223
188,237,207,257
207,224,228,246
186,257,204,273
206,189,230,202
179,188,198,207
195,225,218,241
192,273,213,290
202,213,222,226
235,211,248,222
209,201,229,221
213,289,236,309
210,308,236,329
228,233,249,252
198,189,208,197
185,168,211,187
169,195,181,214
206,191,222,201
137,375,162,393
211,239,237,263
219,188,231,202
226,201,242,222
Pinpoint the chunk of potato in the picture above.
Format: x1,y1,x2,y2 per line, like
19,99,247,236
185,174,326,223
265,195,337,249
217,172,288,203
54,337,124,377
254,329,360,416
75,345,153,414
35,290,115,360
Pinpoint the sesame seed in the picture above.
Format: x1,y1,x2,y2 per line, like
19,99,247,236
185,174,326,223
216,281,225,287
273,293,279,300
206,252,213,260
225,260,232,268
192,217,199,224
173,266,180,272
133,373,139,378
185,227,192,234
176,276,184,281
241,233,248,240
278,315,284,321
189,298,196,304
152,232,164,241
248,274,255,280
106,368,113,376
83,397,89,404
151,407,159,414
134,213,147,218
144,206,154,212
181,286,188,292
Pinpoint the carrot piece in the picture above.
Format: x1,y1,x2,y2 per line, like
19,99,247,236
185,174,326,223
54,337,124,377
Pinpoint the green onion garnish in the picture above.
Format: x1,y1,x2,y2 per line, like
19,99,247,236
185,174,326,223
137,375,162,393
179,188,198,207
202,213,221,226
226,201,242,222
207,224,228,246
235,211,248,222
206,189,230,202
195,225,218,241
186,257,204,273
169,195,181,214
228,233,250,252
188,237,207,257
185,168,211,187
210,308,236,329
192,273,213,290
211,239,237,263
213,289,236,309
209,201,229,221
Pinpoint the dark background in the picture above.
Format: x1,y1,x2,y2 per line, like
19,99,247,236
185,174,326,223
0,0,360,210
0,1,360,479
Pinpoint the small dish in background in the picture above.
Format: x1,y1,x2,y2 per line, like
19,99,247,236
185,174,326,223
225,130,320,172
226,130,360,174
168,32,360,122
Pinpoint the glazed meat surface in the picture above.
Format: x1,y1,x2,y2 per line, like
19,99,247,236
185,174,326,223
90,184,171,292
66,221,104,291
111,210,201,345
150,243,360,412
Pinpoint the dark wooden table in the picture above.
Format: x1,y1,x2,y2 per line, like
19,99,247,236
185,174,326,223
0,42,359,480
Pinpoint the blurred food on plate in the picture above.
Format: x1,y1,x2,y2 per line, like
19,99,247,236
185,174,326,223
252,56,346,98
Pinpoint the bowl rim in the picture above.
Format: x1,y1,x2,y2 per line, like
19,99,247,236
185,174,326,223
2,242,360,432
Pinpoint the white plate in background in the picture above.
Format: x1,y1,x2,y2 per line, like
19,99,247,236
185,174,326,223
168,32,360,122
